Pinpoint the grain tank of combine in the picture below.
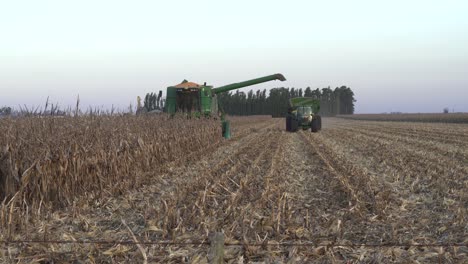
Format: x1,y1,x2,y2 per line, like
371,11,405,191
164,74,286,138
286,97,322,132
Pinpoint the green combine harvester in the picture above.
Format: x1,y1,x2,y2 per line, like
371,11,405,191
164,73,286,138
286,97,322,132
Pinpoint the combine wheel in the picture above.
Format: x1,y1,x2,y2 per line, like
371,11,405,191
311,118,319,133
286,116,292,132
316,115,322,130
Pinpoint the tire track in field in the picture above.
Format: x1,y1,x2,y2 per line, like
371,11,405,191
279,131,351,241
266,127,392,262
184,124,282,236
299,131,378,215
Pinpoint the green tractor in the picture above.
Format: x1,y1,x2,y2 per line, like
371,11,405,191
164,73,286,138
286,97,322,133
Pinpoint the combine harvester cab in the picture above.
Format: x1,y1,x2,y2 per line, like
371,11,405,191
164,74,286,138
286,97,321,132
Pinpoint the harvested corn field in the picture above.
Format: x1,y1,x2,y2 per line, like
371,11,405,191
338,113,468,123
0,116,467,263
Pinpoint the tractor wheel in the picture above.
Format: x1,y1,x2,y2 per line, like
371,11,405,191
316,115,322,130
291,119,299,132
286,116,291,132
311,118,319,133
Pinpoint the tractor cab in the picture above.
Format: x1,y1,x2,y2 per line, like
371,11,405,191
296,106,313,127
297,106,312,116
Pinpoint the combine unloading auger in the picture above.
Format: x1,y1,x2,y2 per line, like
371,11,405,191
164,74,286,138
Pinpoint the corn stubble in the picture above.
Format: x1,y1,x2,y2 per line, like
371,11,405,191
0,116,467,263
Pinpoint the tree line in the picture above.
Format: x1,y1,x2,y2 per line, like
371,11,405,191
144,91,163,111
217,86,355,117
0,107,12,116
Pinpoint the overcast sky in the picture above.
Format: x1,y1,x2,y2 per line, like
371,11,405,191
1,0,467,113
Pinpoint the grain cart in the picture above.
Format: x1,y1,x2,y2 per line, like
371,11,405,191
286,97,322,132
164,74,286,138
